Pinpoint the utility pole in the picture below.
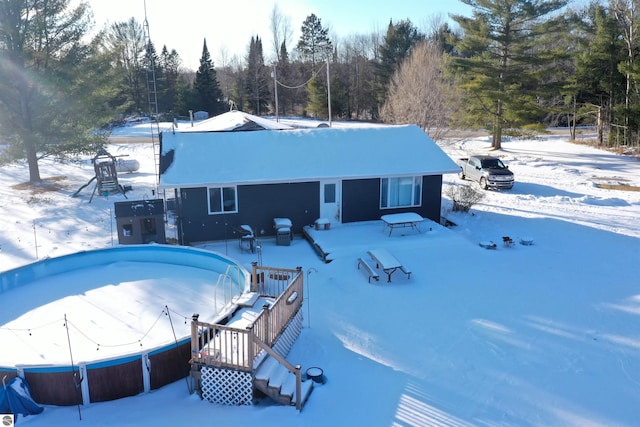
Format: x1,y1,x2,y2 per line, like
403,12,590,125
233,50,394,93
326,58,332,127
272,66,279,122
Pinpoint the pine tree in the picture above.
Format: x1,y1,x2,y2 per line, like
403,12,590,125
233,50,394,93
174,75,192,117
374,19,424,117
193,39,225,116
296,14,333,67
429,22,459,56
158,45,181,116
567,4,625,143
275,41,290,116
329,74,349,119
143,40,159,116
451,0,568,149
0,0,106,183
245,36,271,115
306,75,327,118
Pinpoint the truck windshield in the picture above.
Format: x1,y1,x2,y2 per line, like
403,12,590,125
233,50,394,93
481,158,506,169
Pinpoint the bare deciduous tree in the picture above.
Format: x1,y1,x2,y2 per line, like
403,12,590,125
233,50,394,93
611,0,639,146
338,33,378,119
105,18,147,112
269,4,293,63
445,183,485,213
380,40,450,140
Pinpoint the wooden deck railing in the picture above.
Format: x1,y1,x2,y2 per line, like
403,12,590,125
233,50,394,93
190,264,304,372
190,321,253,369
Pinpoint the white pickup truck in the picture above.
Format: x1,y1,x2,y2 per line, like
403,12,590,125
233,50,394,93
457,155,514,190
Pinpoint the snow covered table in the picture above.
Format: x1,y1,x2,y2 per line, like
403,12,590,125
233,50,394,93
380,212,424,236
367,248,411,282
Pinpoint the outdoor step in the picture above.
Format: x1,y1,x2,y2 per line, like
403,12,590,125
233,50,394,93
254,355,314,408
255,356,280,383
298,379,314,406
281,371,314,404
267,363,290,390
280,371,295,398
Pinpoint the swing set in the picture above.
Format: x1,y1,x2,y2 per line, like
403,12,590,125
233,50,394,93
73,149,130,202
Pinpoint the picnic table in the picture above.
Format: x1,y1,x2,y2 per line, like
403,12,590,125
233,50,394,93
367,248,411,282
380,212,424,236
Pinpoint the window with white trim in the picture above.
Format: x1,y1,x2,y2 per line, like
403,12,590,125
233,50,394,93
380,176,422,208
208,186,237,214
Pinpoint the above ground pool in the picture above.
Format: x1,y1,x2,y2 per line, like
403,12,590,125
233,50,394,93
0,244,250,406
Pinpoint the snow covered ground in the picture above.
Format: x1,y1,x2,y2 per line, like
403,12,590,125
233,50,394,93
1,123,639,426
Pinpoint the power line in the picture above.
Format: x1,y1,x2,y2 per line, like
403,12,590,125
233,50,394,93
275,62,327,90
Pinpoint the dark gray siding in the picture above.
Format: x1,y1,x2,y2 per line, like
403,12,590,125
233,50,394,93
177,182,319,244
239,182,319,238
421,175,443,221
342,175,443,223
341,178,381,222
176,176,443,244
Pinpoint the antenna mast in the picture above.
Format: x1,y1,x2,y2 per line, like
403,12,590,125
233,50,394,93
143,0,160,195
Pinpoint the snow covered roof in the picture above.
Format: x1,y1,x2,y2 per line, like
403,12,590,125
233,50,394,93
180,110,294,132
159,124,460,188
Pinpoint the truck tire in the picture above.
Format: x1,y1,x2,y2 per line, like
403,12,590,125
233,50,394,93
458,171,466,180
479,177,488,190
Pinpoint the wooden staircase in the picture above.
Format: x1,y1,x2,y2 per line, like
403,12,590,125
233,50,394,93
254,355,314,408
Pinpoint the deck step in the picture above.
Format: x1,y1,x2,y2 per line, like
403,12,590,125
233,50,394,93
235,291,260,307
254,356,314,409
268,363,290,390
281,371,314,402
255,356,280,382
283,375,314,407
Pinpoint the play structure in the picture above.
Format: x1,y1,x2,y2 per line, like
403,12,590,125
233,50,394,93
73,149,133,202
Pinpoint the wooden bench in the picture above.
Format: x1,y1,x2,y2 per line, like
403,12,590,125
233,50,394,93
357,257,379,283
314,218,331,230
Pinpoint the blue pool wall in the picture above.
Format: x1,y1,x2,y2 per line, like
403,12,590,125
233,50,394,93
0,244,250,294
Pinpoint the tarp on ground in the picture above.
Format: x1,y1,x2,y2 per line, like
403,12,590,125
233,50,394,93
0,376,44,417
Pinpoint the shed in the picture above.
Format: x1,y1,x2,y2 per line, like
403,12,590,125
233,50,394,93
193,111,209,120
114,199,166,244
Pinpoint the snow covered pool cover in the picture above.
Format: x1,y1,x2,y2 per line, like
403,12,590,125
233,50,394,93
0,245,249,367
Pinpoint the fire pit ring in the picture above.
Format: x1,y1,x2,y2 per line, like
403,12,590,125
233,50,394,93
306,366,325,384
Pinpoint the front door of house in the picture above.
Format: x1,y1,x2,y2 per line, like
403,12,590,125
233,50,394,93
319,180,341,223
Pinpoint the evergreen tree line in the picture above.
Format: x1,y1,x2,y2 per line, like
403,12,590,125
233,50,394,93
2,0,640,184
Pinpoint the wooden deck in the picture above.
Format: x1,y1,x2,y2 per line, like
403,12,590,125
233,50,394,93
189,263,309,410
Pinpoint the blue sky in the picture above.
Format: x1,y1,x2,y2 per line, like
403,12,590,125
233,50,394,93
86,0,472,70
